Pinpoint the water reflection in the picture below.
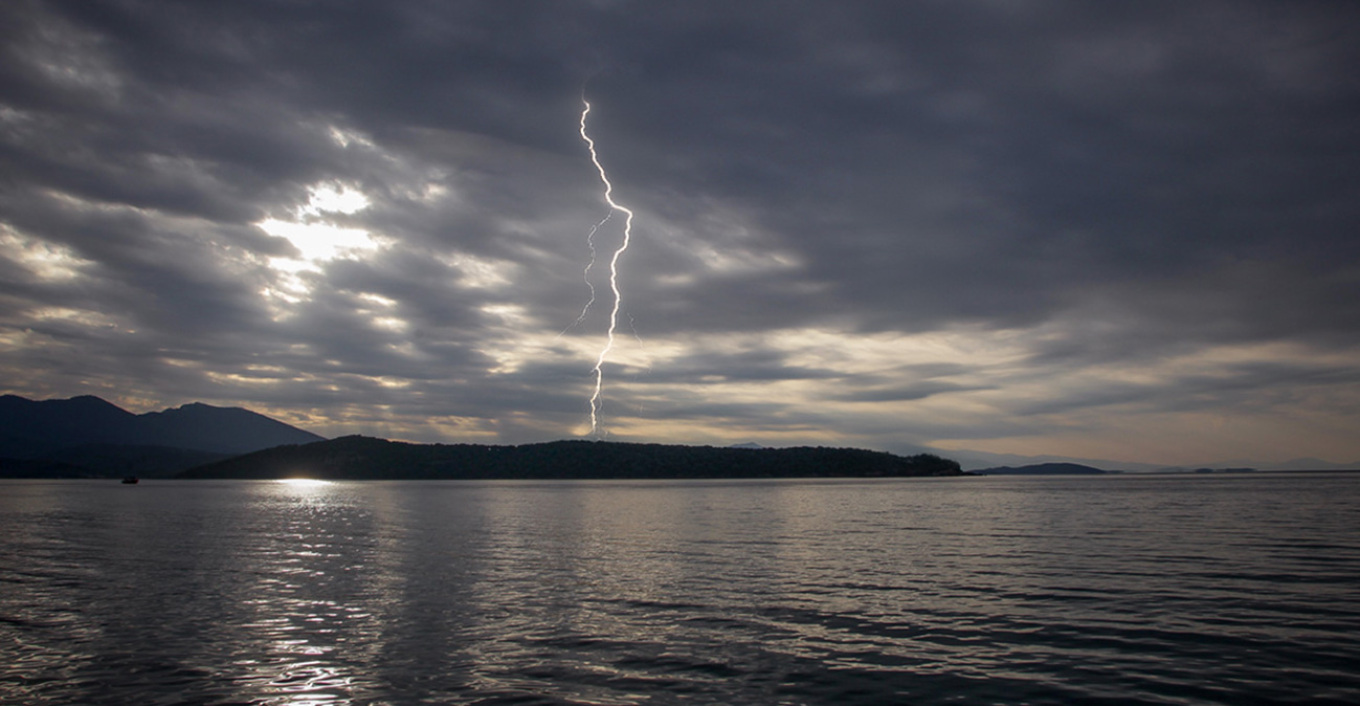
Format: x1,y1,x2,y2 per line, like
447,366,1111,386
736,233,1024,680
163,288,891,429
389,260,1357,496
1,476,1358,705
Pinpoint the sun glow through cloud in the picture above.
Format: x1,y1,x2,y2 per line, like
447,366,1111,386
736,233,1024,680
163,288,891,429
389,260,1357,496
255,182,388,309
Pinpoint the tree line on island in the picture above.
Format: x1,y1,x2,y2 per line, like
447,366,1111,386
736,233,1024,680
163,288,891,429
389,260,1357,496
180,435,964,480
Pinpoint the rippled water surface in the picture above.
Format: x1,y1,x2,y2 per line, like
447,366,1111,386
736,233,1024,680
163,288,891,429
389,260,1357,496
2,473,1359,704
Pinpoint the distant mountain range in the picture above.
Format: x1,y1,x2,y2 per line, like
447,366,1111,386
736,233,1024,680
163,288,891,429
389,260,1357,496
7,394,1350,480
0,395,325,478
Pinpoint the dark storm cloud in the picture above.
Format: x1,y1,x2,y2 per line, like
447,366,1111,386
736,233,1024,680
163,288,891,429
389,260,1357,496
827,381,988,404
1008,358,1360,418
3,0,1359,461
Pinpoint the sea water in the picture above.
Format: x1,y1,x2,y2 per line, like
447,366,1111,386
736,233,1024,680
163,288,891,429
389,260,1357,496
2,473,1358,705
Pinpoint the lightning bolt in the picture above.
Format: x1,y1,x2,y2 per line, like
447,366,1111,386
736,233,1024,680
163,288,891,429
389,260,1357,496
557,212,610,338
578,98,635,437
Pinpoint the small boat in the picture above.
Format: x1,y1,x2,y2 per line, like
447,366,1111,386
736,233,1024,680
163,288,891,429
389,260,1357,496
121,476,139,484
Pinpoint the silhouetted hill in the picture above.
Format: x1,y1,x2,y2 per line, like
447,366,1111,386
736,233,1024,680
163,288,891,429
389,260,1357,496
132,402,324,454
179,435,964,480
0,395,138,457
0,394,324,477
977,462,1111,475
0,457,91,479
0,395,324,455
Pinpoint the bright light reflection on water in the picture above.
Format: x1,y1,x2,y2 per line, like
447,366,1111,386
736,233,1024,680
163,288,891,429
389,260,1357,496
276,478,332,487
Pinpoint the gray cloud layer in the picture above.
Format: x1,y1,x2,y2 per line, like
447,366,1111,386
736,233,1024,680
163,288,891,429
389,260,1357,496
3,0,1359,465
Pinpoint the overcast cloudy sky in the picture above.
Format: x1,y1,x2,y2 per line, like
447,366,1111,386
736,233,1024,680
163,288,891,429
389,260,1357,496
3,1,1359,467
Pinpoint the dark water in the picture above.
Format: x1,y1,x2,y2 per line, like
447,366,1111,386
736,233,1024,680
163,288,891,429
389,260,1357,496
2,473,1358,705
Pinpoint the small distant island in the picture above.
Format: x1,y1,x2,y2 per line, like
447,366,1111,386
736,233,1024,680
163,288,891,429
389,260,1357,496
974,462,1114,476
177,435,964,481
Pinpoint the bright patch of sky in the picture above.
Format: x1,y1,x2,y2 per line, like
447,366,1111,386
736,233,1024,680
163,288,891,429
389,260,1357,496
0,225,93,280
256,182,387,301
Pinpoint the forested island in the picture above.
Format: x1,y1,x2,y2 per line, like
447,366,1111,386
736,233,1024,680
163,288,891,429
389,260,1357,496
177,435,964,480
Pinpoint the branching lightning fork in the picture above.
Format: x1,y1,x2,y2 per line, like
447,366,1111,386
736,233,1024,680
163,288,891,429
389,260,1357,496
558,212,610,338
578,98,635,437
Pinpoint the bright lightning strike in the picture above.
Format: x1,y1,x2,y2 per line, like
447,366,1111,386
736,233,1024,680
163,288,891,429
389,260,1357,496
578,98,635,437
